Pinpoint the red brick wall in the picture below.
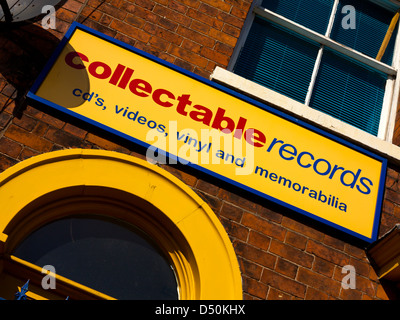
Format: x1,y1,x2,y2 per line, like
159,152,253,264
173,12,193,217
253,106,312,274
1,0,400,300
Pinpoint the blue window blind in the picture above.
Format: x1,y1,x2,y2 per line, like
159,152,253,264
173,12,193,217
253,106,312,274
330,0,396,65
309,48,387,135
234,17,319,103
234,0,396,136
261,0,334,34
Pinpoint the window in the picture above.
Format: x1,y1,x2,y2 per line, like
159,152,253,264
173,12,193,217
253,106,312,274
231,0,400,138
12,216,178,300
0,149,243,300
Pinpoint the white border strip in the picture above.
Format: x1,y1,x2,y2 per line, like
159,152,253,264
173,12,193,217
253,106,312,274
211,66,400,165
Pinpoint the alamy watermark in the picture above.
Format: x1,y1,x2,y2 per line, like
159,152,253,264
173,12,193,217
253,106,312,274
39,263,357,292
145,121,256,176
41,265,56,290
41,5,56,30
341,265,356,290
341,5,356,30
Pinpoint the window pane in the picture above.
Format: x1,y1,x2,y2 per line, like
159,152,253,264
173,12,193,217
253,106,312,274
310,48,387,135
331,0,397,65
13,216,178,300
234,17,319,103
261,0,334,34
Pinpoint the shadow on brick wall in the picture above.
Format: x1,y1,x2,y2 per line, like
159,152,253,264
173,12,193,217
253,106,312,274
0,22,61,117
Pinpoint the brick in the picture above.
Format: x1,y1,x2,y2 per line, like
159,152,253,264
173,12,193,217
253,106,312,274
267,287,293,300
353,274,377,297
242,212,286,241
125,14,146,29
383,200,395,215
269,239,314,268
215,41,234,56
45,127,90,149
284,230,307,250
0,112,12,129
0,153,18,173
98,3,127,20
222,24,241,38
144,24,182,45
201,0,232,12
153,5,191,27
238,258,262,280
248,230,270,251
218,10,246,28
305,287,332,300
282,216,325,241
219,202,243,222
110,20,151,42
63,123,87,139
19,148,39,161
158,17,179,31
306,240,349,265
195,179,219,196
149,36,170,51
379,213,400,236
368,266,379,282
178,0,201,9
385,189,400,204
31,122,48,137
86,132,128,153
386,176,397,190
187,8,222,29
4,124,53,152
312,256,335,277
87,0,104,7
387,167,399,179
35,113,65,129
63,0,82,13
168,0,189,14
340,287,363,300
243,276,268,299
323,234,346,251
234,240,276,269
217,189,258,212
12,114,37,131
257,205,282,223
191,20,210,34
181,39,201,53
122,3,158,23
115,33,137,47
109,0,124,8
261,268,306,298
297,267,341,297
198,3,219,18
168,45,208,68
177,26,215,48
376,284,390,300
231,6,249,20
349,257,370,278
208,28,237,47
221,217,249,241
80,19,116,38
275,257,298,279
135,0,155,10
0,137,22,158
57,7,78,23
200,46,229,66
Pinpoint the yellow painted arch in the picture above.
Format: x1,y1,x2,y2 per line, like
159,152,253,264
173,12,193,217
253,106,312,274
0,149,242,299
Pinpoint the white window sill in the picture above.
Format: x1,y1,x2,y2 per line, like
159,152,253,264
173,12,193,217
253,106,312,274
210,66,400,165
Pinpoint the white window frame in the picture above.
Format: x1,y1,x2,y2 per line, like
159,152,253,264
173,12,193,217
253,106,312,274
227,0,400,142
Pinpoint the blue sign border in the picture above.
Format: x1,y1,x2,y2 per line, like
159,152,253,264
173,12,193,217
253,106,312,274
27,22,387,243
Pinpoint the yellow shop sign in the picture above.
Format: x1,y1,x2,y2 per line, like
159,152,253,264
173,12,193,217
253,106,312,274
28,23,387,242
